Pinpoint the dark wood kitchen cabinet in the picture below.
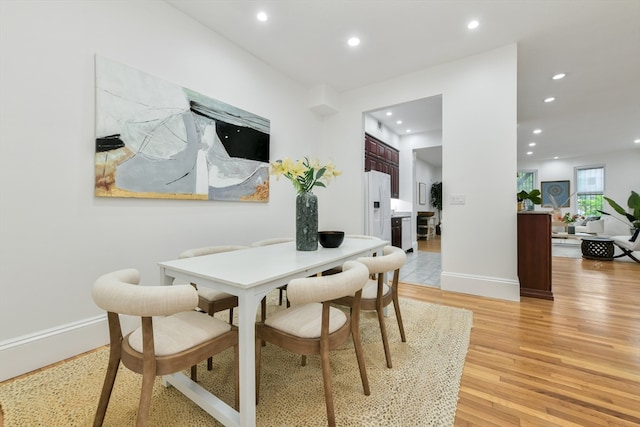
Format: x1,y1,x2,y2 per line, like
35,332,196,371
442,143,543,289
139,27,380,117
517,212,553,300
364,133,399,198
391,217,402,248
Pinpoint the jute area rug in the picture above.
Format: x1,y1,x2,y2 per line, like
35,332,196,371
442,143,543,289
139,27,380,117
0,297,473,427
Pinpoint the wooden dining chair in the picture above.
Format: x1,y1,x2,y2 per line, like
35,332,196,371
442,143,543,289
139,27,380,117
178,245,247,374
250,238,294,306
255,260,370,427
92,268,239,427
332,245,407,368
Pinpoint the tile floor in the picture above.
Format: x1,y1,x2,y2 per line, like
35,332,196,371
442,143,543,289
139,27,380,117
399,250,441,288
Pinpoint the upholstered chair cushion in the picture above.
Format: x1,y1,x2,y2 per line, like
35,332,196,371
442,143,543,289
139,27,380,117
127,311,232,356
264,303,347,338
197,288,234,301
92,269,197,317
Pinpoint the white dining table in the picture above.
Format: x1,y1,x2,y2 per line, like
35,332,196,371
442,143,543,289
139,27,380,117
158,237,387,427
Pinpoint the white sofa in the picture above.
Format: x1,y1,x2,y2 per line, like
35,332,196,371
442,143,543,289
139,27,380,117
574,218,604,234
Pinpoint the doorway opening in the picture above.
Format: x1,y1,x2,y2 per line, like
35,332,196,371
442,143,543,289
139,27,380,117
363,95,442,287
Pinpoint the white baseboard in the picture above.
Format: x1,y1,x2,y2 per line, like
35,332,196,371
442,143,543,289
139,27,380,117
0,315,111,382
440,271,520,302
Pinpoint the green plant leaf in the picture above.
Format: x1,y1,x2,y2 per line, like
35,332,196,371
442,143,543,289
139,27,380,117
628,190,640,220
604,196,627,216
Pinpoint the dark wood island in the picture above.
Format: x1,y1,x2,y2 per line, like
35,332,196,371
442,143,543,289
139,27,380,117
517,212,553,300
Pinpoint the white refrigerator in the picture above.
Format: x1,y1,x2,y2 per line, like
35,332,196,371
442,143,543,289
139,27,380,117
364,170,392,242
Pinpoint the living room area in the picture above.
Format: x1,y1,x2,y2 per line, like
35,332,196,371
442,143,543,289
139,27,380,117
518,148,639,264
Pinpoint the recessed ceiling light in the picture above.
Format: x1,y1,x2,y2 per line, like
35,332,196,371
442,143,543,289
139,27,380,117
529,142,536,147
544,97,556,103
406,129,411,133
526,151,533,155
256,12,268,22
386,111,392,116
467,20,479,30
533,129,542,134
347,37,360,47
552,73,566,80
554,156,559,159
396,120,403,125
634,139,640,144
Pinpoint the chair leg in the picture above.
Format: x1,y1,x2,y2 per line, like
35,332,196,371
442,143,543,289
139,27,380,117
351,323,370,396
261,297,267,347
376,307,393,368
93,346,121,427
392,294,407,342
319,328,336,427
190,365,198,382
206,305,217,370
376,303,392,368
136,371,155,427
137,317,156,427
613,245,640,263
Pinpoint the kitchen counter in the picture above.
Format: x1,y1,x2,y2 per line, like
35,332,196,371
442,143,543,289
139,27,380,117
391,211,411,218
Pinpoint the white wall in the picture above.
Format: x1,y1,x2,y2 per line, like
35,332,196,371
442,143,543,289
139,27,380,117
405,130,443,214
363,115,401,149
320,45,520,301
0,2,521,380
414,158,442,213
0,0,322,380
519,147,640,236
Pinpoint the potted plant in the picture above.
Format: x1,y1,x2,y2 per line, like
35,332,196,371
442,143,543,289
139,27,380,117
430,181,442,234
600,190,640,233
517,189,542,211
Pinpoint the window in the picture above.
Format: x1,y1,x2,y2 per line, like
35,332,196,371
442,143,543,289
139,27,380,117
517,170,536,193
575,166,604,216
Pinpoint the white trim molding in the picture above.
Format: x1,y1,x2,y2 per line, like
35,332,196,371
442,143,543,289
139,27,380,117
440,271,520,302
0,315,109,381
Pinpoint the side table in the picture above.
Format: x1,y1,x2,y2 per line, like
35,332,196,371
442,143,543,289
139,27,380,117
581,237,614,260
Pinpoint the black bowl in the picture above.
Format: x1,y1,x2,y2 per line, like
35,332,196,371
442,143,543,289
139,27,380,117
318,231,345,248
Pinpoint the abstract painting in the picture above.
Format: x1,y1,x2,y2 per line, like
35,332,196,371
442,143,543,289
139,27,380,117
541,180,570,208
94,56,270,202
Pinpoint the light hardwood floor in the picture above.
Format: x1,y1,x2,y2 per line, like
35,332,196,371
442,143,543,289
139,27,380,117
407,235,640,426
2,238,638,426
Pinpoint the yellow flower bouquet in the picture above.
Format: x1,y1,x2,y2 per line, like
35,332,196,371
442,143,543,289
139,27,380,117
270,157,341,194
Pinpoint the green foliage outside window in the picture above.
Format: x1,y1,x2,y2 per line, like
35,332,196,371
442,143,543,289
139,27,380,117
577,194,603,217
517,172,535,193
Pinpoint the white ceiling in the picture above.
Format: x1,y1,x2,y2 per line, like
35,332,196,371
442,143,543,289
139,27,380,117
166,0,640,165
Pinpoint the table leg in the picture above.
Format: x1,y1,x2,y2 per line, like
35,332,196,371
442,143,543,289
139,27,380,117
237,292,263,427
